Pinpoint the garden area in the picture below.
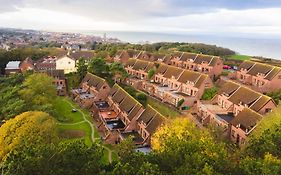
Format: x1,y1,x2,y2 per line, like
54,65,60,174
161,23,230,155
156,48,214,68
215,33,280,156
147,97,181,118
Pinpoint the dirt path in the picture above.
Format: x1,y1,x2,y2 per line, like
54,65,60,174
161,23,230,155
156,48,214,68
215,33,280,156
64,99,113,163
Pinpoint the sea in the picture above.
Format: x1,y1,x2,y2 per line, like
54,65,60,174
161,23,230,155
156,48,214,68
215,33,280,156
78,31,281,60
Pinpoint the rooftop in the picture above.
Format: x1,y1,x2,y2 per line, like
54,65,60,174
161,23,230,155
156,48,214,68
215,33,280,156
5,61,20,69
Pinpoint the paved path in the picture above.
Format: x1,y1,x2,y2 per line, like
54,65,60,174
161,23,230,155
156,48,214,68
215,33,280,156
64,99,113,163
57,121,86,125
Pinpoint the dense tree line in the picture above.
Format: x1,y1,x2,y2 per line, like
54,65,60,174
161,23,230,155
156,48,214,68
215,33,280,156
0,73,56,120
93,42,236,57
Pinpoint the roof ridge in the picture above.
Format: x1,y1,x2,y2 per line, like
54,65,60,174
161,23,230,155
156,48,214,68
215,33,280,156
147,104,166,119
114,84,142,106
208,56,215,65
87,72,106,82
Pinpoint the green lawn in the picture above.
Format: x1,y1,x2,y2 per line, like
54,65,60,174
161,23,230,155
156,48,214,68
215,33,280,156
53,98,84,123
147,97,181,118
227,54,251,61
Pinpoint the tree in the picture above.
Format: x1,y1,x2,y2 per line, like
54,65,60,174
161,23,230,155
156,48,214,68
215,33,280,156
201,87,218,100
109,62,128,82
0,74,27,120
1,140,104,175
176,99,185,108
88,58,110,78
136,93,148,106
19,73,56,113
147,69,155,80
151,118,233,174
76,58,88,81
239,153,281,175
0,111,58,161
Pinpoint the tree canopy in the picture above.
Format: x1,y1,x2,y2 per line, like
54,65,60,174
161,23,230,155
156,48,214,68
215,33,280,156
0,111,58,161
19,73,56,113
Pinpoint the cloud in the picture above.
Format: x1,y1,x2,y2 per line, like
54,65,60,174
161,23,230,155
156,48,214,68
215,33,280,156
1,0,281,19
0,0,281,38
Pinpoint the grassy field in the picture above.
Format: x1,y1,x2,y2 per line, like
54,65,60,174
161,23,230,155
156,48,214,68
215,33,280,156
147,97,181,118
227,54,251,61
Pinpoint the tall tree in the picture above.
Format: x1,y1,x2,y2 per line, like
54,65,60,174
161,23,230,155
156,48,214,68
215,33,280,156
76,58,88,80
19,73,56,113
88,58,110,78
109,62,128,82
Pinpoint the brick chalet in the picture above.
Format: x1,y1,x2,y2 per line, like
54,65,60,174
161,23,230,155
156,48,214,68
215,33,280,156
71,73,110,108
125,58,213,108
235,60,281,93
197,80,276,145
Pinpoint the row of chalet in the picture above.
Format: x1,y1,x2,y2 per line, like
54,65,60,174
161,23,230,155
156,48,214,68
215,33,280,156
234,60,281,93
124,58,212,108
71,73,165,146
197,80,276,146
114,50,223,79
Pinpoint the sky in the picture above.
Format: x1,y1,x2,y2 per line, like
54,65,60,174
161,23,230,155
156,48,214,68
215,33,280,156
0,0,281,38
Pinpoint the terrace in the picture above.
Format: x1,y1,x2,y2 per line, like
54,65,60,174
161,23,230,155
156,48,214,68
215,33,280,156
120,131,145,144
105,119,126,130
95,101,110,110
100,110,118,120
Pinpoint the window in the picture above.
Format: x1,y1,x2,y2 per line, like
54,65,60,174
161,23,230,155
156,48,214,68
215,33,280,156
231,130,235,138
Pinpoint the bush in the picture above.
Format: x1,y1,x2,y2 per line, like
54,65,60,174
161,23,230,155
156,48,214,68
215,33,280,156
177,99,185,108
201,87,218,100
136,93,148,106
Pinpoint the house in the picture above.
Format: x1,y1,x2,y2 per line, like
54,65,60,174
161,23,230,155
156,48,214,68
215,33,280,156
19,57,34,72
35,56,57,71
71,73,110,108
152,53,172,65
170,52,223,79
40,70,67,96
121,105,164,145
229,108,262,145
236,60,281,93
56,55,76,74
93,84,164,146
197,80,276,145
140,63,212,108
113,50,141,63
5,61,21,75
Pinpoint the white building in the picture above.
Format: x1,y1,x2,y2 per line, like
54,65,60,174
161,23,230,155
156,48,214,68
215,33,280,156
56,55,76,74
